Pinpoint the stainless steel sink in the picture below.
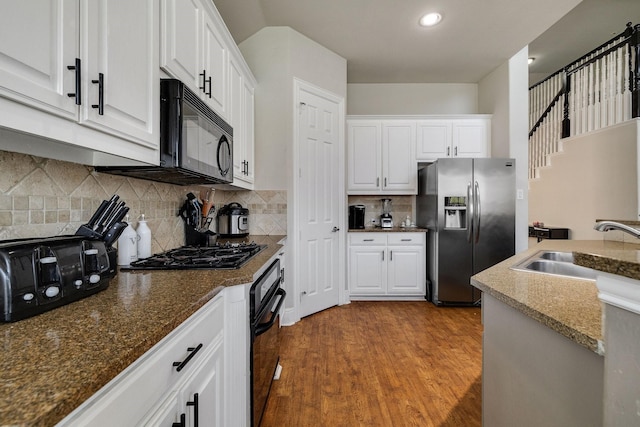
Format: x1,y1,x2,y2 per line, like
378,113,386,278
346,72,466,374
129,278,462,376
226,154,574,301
511,250,597,281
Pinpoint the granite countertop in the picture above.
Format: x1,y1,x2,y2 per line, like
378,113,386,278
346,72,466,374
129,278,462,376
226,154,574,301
471,239,640,356
0,235,285,427
348,227,428,232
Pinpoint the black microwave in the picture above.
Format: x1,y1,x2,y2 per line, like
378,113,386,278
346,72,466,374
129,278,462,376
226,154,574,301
96,79,233,185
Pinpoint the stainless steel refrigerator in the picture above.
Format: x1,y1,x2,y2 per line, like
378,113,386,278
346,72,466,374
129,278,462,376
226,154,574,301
416,158,516,305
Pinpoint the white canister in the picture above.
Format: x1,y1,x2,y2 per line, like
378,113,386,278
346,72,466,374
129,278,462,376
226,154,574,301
117,215,138,266
136,214,152,259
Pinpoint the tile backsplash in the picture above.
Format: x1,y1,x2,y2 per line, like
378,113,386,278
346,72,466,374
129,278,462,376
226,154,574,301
347,195,415,227
0,151,287,252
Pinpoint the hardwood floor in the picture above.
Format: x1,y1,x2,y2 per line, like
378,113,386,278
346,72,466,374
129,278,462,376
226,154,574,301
260,301,483,427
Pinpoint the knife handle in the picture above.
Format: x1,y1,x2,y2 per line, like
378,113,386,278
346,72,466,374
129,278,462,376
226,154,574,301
103,221,128,247
87,200,109,228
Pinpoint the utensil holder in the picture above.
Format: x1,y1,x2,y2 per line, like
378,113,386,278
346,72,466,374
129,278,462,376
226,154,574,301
185,224,217,247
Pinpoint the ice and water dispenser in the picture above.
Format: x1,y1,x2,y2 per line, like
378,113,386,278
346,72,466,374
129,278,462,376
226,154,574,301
444,196,466,229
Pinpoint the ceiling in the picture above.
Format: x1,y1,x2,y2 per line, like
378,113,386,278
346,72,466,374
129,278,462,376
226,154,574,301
213,0,640,85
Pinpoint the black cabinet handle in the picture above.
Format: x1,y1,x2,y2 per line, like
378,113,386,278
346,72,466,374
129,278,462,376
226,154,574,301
172,413,186,427
206,76,212,98
172,343,203,372
91,73,104,115
186,393,199,427
199,70,207,93
199,70,212,97
66,58,81,105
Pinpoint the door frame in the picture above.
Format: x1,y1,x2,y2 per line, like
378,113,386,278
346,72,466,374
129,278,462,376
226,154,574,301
283,78,347,325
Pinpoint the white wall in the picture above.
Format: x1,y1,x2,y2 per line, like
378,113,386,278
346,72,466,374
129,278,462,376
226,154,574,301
478,47,530,253
529,120,639,240
347,83,478,115
240,27,347,190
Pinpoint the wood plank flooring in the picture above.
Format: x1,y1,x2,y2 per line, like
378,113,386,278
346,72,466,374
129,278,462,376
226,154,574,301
260,301,482,427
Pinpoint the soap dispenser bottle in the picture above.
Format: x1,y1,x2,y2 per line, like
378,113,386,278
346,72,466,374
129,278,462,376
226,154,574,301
136,214,152,259
117,215,138,266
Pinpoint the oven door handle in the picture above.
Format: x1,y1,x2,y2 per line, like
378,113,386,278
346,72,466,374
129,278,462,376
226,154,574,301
255,288,286,336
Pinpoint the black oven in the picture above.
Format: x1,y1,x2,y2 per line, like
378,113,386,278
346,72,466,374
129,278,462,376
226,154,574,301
250,259,286,427
96,79,233,186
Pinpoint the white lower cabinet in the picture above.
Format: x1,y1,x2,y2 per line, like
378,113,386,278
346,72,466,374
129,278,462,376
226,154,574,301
348,232,426,299
143,337,225,426
57,287,246,426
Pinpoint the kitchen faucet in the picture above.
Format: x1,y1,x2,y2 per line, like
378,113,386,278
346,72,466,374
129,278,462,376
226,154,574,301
593,221,640,239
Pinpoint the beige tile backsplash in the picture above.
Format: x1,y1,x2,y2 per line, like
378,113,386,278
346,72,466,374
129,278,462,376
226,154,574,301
0,150,287,252
347,195,415,227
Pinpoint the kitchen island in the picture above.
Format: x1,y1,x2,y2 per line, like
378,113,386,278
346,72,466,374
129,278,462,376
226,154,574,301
0,235,285,427
471,238,640,427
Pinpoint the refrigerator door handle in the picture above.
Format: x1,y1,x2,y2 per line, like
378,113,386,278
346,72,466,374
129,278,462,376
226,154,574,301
466,182,473,243
474,181,481,243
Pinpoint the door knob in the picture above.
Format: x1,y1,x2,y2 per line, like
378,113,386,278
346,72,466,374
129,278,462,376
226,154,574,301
332,226,340,232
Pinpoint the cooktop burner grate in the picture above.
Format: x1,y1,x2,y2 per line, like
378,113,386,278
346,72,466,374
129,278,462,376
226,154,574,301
122,242,267,270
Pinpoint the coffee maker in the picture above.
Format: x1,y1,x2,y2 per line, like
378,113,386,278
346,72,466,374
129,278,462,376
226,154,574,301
349,205,366,229
380,198,393,228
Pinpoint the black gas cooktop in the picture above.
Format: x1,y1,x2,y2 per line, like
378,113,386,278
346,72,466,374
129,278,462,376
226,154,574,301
122,242,266,270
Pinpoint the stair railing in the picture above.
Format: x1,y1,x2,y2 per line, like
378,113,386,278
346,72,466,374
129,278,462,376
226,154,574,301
529,23,640,179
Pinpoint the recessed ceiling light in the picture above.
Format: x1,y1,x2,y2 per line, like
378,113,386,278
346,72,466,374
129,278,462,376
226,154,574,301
419,13,442,27
528,57,535,65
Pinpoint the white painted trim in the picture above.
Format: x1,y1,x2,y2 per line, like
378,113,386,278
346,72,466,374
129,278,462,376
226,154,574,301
597,272,640,316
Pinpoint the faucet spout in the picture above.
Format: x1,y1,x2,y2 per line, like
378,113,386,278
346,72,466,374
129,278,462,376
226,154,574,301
593,221,640,239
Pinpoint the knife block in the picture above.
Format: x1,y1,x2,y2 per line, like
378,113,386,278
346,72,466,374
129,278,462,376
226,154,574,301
185,224,217,247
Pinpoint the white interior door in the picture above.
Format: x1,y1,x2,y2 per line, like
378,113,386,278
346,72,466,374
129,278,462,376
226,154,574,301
296,82,343,318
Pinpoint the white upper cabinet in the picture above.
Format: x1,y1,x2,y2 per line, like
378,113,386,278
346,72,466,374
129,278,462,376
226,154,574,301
0,0,159,164
81,0,159,148
0,0,78,120
416,116,491,161
228,54,255,189
347,119,416,195
160,0,228,119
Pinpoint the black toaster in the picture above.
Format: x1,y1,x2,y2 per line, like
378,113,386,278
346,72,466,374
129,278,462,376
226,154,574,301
0,236,117,322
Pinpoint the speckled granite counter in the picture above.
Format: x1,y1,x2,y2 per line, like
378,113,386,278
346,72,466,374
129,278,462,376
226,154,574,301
471,239,640,356
348,227,428,232
0,235,285,427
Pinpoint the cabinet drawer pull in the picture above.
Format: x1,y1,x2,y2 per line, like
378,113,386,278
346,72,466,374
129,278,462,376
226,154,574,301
66,58,81,105
455,146,458,156
172,413,186,427
447,146,450,156
390,250,393,261
382,251,384,261
187,393,199,427
91,73,104,115
401,238,412,241
363,239,374,242
172,343,203,372
199,70,207,93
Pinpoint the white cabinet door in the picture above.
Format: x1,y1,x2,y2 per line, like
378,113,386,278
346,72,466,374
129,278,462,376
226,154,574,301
228,56,255,189
160,0,202,90
81,0,158,148
349,245,386,295
452,119,490,158
0,0,78,120
181,340,225,427
381,121,416,193
416,120,452,160
347,121,382,192
242,79,255,185
201,7,228,118
387,246,425,295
